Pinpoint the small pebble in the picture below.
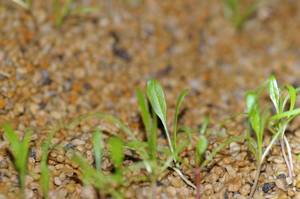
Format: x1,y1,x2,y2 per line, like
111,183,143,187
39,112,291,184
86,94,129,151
262,182,275,193
54,177,62,186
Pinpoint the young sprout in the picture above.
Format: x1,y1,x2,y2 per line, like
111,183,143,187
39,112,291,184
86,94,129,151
71,133,124,198
194,118,209,199
10,0,32,10
146,80,195,188
267,76,300,184
246,91,271,197
40,141,50,199
53,0,100,28
223,0,258,30
2,123,32,197
92,128,102,171
247,76,300,197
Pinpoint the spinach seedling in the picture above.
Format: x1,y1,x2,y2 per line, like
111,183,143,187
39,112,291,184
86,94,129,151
2,123,32,197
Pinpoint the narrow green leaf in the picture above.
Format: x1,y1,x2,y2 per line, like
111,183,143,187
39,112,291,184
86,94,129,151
270,108,300,121
246,91,257,113
136,88,152,135
146,80,175,159
93,128,102,171
146,80,167,127
196,136,208,156
286,85,296,111
2,123,20,156
199,117,209,136
108,137,124,168
268,75,280,112
40,142,50,199
172,89,189,149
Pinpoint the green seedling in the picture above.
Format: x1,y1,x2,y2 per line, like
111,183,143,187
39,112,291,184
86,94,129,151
71,131,124,198
93,128,102,171
40,141,50,199
194,118,209,199
10,0,32,10
224,0,258,30
145,80,196,187
247,76,300,197
2,123,32,197
188,117,243,199
267,76,300,184
53,0,100,28
246,91,271,197
39,126,59,199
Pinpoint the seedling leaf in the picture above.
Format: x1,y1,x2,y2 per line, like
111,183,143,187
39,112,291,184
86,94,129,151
268,76,280,112
146,80,167,128
173,89,189,149
93,128,102,171
108,137,124,168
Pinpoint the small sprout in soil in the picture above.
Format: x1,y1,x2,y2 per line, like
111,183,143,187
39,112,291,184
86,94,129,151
187,117,243,199
223,0,258,30
247,76,300,197
10,0,32,10
2,123,32,197
145,80,196,188
92,128,103,171
39,127,58,199
71,133,125,198
53,0,100,28
194,118,209,199
40,141,50,199
268,76,300,184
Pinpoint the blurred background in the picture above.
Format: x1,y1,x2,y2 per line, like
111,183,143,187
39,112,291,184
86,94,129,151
1,0,300,131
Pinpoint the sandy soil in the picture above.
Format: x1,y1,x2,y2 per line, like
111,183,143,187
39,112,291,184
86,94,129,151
2,0,300,198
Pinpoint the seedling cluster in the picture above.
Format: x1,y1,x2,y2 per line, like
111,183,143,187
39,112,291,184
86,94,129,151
1,76,300,198
246,76,300,197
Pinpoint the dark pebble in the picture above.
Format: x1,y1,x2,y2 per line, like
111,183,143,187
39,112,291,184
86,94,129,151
40,70,52,85
262,182,275,193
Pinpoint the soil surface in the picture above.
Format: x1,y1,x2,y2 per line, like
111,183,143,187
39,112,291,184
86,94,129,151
2,0,300,198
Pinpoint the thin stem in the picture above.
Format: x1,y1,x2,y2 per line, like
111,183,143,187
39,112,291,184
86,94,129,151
249,163,262,198
163,125,176,162
250,131,281,198
195,167,201,199
150,177,156,199
284,135,294,184
172,167,196,189
280,138,292,184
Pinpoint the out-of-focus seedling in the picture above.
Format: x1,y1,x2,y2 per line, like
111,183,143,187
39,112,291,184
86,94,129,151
224,0,258,30
2,123,32,197
10,0,32,10
71,130,124,198
190,117,243,199
53,0,100,28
